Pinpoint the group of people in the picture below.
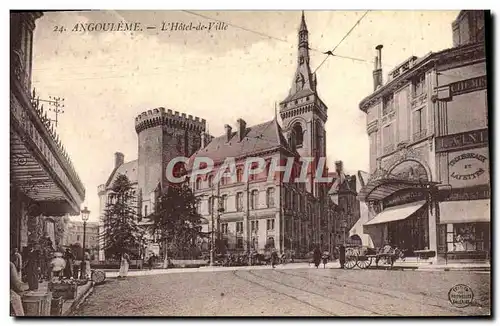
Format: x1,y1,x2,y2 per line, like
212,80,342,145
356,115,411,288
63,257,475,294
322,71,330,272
310,244,347,269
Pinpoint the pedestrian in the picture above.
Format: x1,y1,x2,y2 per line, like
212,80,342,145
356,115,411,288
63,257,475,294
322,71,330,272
118,252,130,278
11,248,22,279
313,245,321,269
50,252,66,280
82,250,91,279
25,244,39,291
339,244,346,269
148,254,153,270
270,249,278,269
63,248,75,279
322,251,329,269
10,261,27,316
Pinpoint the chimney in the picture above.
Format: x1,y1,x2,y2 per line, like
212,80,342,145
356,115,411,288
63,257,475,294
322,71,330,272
335,160,343,174
115,152,124,168
373,44,383,91
200,132,206,148
224,124,232,142
237,119,247,141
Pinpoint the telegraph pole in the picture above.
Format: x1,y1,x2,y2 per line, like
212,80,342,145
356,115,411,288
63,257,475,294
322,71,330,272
31,89,65,127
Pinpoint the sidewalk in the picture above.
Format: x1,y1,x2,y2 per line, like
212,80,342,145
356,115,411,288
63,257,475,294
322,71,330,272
103,260,490,278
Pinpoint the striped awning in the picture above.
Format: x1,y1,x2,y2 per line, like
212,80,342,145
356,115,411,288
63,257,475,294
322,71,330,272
357,178,440,202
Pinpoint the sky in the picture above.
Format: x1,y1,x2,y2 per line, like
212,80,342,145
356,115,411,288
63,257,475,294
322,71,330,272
31,10,459,222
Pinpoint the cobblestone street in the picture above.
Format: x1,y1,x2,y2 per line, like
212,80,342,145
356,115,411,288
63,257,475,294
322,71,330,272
74,267,490,316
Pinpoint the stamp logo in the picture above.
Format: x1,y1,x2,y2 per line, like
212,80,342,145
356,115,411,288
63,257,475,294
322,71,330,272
448,284,474,308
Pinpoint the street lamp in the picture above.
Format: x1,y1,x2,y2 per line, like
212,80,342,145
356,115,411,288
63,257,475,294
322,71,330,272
80,206,90,279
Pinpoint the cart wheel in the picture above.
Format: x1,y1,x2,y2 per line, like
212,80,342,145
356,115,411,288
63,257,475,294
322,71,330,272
344,256,357,269
356,257,372,269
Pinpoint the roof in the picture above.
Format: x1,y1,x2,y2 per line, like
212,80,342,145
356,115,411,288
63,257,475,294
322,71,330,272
188,118,293,166
105,159,138,188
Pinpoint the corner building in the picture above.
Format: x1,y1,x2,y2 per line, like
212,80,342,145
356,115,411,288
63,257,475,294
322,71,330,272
357,10,489,263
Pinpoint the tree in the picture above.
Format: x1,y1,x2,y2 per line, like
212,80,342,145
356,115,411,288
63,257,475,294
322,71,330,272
150,179,205,266
100,174,142,260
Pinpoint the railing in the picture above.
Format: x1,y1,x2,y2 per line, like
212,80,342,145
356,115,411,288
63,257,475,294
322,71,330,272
11,52,86,200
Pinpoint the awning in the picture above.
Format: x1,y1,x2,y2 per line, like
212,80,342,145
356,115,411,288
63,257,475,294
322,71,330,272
357,178,440,202
439,200,490,224
365,200,427,226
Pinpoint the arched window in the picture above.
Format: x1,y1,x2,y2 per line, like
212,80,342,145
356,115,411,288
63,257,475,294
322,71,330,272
292,122,304,147
266,188,275,208
208,175,214,188
196,177,202,190
251,190,259,210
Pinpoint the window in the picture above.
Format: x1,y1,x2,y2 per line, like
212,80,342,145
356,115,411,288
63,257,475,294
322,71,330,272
221,223,228,235
77,235,80,241
252,237,258,249
266,188,275,208
383,124,394,153
412,108,426,140
267,219,275,231
237,238,244,249
196,177,202,190
251,190,259,209
236,221,243,233
196,200,201,214
144,205,148,217
292,123,304,147
236,192,243,212
447,223,488,252
413,74,426,97
208,175,214,188
382,93,394,116
208,197,214,215
221,195,228,212
237,168,243,183
251,220,259,232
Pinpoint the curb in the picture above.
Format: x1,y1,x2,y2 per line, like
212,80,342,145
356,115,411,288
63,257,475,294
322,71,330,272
62,282,94,316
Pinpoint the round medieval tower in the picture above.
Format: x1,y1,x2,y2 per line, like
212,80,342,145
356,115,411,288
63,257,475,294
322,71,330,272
134,108,206,216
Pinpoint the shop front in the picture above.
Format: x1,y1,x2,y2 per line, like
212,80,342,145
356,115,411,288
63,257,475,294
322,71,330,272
358,159,440,259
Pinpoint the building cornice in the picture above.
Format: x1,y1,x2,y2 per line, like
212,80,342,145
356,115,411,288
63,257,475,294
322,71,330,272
359,42,486,112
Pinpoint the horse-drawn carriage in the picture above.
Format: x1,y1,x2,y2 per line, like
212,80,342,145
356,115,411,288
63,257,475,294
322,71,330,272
343,235,405,269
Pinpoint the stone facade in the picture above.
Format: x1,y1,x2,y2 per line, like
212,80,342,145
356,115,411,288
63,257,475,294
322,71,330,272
358,10,489,261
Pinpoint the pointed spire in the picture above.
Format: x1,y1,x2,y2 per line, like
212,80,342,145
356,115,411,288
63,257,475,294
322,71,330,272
299,10,307,32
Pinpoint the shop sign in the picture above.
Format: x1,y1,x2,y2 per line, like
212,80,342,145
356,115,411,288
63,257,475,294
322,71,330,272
449,151,488,182
436,128,488,153
449,75,487,97
383,190,427,208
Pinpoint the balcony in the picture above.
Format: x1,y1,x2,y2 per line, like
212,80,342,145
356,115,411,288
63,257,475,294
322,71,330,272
10,54,85,215
413,129,428,142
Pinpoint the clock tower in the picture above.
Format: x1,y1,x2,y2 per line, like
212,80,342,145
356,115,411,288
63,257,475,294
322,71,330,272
279,11,328,197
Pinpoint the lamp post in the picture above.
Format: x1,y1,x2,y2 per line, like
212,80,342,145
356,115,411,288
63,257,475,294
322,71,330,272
80,206,90,279
341,219,348,246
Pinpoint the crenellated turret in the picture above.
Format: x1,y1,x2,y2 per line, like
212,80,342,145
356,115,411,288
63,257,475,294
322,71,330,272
134,107,206,134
